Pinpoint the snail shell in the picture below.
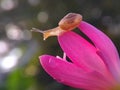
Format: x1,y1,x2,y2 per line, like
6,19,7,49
59,13,82,30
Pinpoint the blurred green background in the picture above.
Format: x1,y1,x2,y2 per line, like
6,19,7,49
0,0,120,90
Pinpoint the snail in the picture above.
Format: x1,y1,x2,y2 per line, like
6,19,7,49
31,13,82,40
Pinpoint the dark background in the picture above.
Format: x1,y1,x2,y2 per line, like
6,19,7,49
0,0,120,90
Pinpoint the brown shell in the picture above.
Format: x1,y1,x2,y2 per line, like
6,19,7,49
58,13,82,30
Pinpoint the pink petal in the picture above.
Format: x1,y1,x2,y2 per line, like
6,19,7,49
58,31,108,74
40,55,114,90
78,21,120,81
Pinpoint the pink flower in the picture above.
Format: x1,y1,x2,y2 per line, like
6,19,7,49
40,21,120,90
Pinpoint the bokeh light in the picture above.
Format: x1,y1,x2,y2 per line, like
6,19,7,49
25,65,38,76
0,0,18,11
0,40,9,55
1,55,18,71
37,11,49,23
5,23,32,40
5,23,24,40
0,48,22,72
28,0,40,6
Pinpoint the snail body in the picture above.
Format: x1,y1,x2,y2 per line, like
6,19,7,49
31,13,82,40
